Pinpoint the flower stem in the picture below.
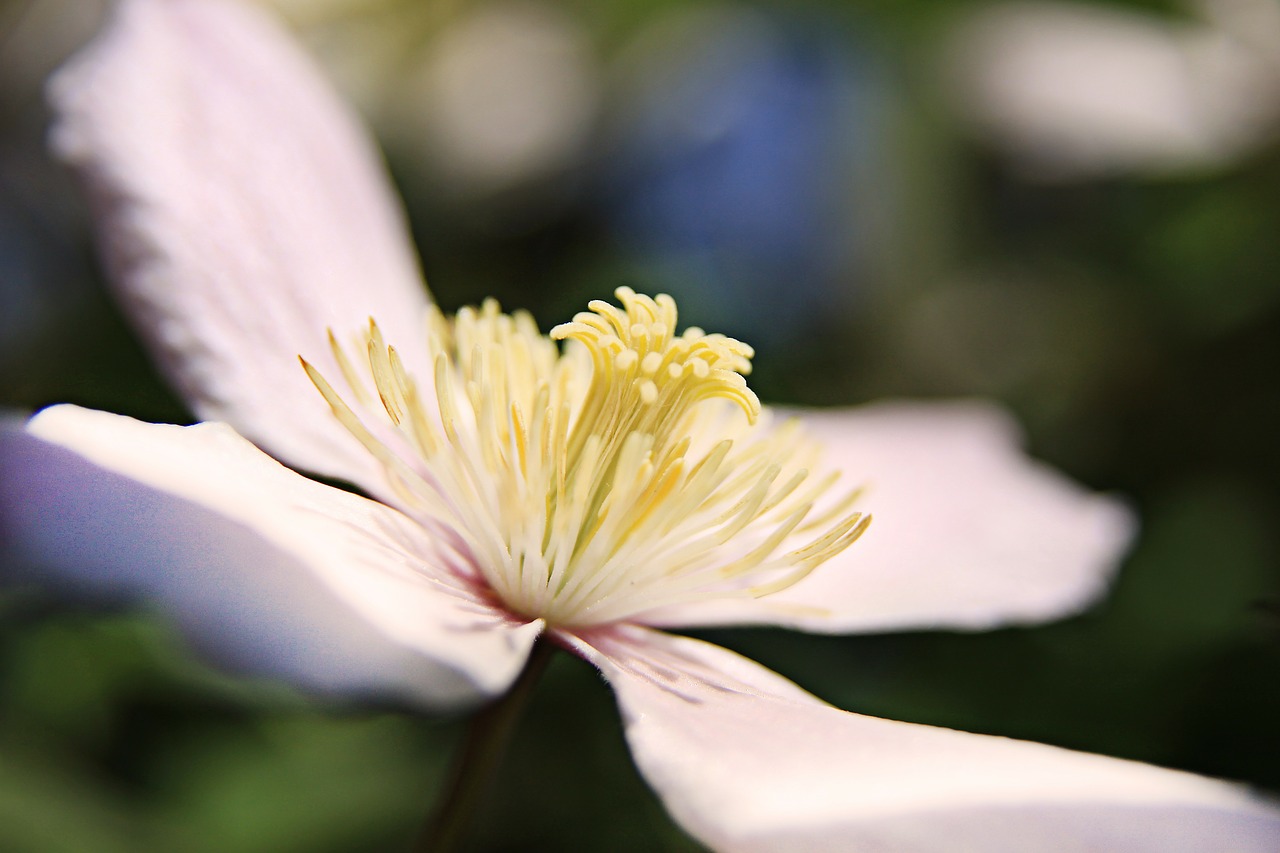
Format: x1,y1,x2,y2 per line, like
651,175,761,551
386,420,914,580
414,637,556,853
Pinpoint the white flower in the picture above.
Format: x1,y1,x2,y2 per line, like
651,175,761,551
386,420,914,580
3,1,1277,850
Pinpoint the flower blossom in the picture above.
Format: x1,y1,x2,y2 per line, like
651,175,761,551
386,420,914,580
3,1,1278,850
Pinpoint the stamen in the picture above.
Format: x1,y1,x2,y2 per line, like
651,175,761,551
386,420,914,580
327,329,372,406
302,288,868,627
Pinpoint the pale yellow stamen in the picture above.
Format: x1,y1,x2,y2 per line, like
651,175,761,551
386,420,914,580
304,287,868,627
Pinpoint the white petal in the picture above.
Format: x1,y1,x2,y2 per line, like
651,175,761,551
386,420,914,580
2,406,540,709
571,627,1280,853
646,400,1136,634
48,0,431,488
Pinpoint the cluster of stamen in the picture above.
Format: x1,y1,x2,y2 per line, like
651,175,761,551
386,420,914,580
303,287,868,627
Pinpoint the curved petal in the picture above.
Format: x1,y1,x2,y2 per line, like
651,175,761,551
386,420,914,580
48,0,431,487
1,406,540,709
569,627,1280,853
646,400,1135,633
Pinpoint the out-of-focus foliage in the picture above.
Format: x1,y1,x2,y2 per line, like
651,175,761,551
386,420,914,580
2,0,1278,849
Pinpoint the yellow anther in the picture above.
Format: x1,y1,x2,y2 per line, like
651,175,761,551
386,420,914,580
304,288,864,627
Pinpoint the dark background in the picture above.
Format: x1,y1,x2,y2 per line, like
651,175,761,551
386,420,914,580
2,0,1279,849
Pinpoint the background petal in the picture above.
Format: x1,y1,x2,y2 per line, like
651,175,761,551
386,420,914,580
48,0,431,487
646,400,1135,633
572,627,1280,853
1,406,540,710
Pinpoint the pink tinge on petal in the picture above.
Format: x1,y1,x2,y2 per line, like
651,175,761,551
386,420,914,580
48,0,432,491
569,627,1280,853
645,400,1136,635
2,406,541,709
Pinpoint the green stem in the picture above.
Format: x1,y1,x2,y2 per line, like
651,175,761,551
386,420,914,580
413,637,556,853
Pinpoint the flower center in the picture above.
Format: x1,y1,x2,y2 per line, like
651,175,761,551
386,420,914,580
303,288,868,627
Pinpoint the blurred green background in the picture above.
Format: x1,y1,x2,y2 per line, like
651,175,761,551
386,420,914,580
3,0,1279,849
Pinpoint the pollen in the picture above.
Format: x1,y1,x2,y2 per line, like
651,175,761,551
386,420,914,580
303,288,868,627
